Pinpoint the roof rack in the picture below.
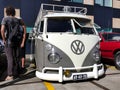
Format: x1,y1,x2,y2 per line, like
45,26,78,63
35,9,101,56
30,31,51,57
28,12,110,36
41,3,87,14
34,3,87,28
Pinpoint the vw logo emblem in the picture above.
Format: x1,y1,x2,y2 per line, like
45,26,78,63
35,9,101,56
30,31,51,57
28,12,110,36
71,40,85,55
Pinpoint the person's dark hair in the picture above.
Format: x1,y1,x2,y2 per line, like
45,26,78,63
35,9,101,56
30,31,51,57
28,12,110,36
6,6,15,16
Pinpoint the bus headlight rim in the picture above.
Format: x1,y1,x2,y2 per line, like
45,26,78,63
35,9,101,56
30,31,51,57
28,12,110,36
48,53,60,64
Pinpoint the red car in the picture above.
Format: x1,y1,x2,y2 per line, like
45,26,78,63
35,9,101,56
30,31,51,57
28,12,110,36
99,32,120,70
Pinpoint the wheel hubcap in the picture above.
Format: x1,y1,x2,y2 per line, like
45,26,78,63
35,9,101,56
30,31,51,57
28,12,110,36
116,55,120,66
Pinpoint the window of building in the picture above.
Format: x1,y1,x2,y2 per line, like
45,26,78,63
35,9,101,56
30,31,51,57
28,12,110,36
113,18,120,29
95,0,112,7
113,0,120,9
69,0,83,3
104,0,112,7
95,0,103,6
84,0,94,5
53,0,61,1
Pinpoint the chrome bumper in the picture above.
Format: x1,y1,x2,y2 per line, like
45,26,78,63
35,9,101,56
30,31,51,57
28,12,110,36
36,64,104,82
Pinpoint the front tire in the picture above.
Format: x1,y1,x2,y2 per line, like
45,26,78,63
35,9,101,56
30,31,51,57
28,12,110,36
114,51,120,70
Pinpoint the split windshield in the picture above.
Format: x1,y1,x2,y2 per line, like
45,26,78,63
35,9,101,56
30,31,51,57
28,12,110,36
46,18,95,34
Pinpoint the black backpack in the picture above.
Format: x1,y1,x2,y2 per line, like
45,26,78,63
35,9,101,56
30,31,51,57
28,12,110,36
6,18,23,45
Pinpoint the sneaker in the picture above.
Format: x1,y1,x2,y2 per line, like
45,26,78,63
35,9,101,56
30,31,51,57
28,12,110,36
5,76,13,81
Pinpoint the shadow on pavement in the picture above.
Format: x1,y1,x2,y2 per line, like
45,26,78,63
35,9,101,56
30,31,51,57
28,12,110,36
101,58,115,69
0,53,7,81
0,69,36,88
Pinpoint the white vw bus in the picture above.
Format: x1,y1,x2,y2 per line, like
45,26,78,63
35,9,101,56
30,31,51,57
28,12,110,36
30,4,104,82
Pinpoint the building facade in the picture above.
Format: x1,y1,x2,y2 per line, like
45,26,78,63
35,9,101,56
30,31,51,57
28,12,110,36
0,0,120,54
0,0,120,32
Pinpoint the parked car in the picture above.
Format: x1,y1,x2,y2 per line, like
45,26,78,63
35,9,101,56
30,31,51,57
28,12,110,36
99,32,120,70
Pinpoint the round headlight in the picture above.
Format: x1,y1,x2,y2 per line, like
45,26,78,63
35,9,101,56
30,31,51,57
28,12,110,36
93,48,100,62
48,53,60,64
92,43,101,62
93,51,100,59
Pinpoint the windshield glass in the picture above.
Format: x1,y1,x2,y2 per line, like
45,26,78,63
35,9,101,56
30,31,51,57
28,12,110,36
73,19,95,34
47,17,95,34
47,18,73,32
102,33,120,41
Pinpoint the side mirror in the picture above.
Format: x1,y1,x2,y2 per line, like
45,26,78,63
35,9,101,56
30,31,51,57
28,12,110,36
28,28,37,39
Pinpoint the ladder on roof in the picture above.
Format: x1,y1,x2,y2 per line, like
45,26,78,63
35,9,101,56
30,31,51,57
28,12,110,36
34,3,87,28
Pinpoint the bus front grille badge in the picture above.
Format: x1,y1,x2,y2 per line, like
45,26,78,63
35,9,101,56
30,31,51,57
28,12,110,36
71,40,85,55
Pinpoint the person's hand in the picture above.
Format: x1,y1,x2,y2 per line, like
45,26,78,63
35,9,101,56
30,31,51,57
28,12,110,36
20,42,24,48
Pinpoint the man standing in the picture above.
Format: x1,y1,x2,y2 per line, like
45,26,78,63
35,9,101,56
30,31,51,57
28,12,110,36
1,6,26,80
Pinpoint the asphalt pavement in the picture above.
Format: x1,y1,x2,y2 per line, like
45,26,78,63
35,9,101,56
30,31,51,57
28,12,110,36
1,57,120,90
0,61,120,90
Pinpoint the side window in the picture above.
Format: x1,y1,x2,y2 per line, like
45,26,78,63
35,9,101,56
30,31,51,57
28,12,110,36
39,21,43,32
102,34,108,41
103,34,114,41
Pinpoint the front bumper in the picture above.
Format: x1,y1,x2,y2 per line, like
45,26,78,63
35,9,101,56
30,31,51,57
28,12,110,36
36,64,104,82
